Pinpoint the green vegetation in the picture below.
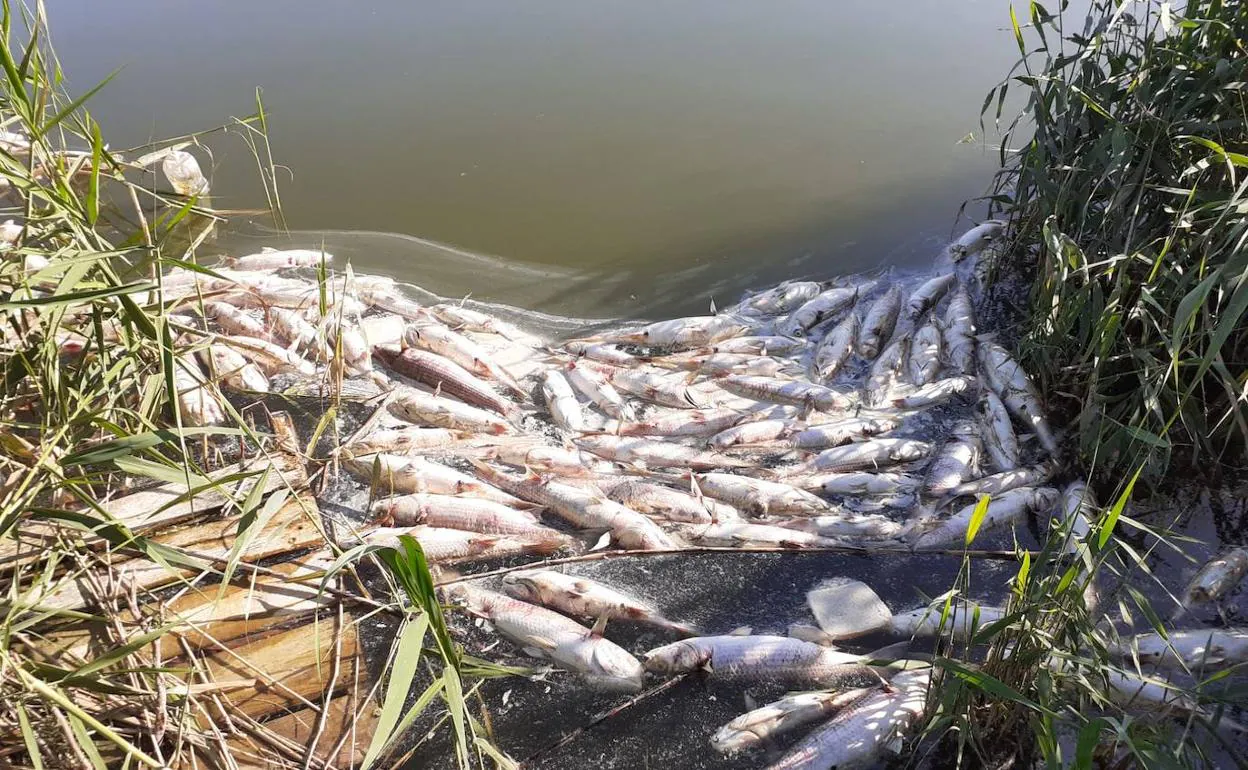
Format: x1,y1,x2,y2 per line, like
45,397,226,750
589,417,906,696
984,0,1248,485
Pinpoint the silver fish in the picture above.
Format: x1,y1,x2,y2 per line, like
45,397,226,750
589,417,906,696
470,462,677,550
712,335,810,356
574,435,750,471
775,512,905,540
683,520,845,548
371,493,562,543
781,287,859,338
908,318,943,386
270,307,323,354
447,583,643,691
643,635,869,685
541,369,588,432
197,344,270,393
863,335,910,407
563,340,645,366
889,374,975,408
616,407,749,438
1183,547,1248,608
978,341,1057,454
229,247,330,271
741,281,825,316
490,442,597,476
709,419,796,449
942,285,976,374
355,279,435,322
804,438,932,474
565,359,633,420
389,384,513,434
171,355,225,427
502,569,694,635
695,472,830,515
792,415,900,450
344,426,469,457
351,525,557,562
717,375,857,412
608,480,714,524
430,303,540,345
582,363,705,409
374,346,512,415
812,313,858,382
1113,628,1248,671
949,220,1005,261
889,600,1006,640
220,335,317,376
763,669,930,770
924,421,981,497
977,390,1020,471
404,322,525,397
203,301,272,341
711,688,876,754
661,351,797,378
345,454,525,506
857,285,902,360
906,272,956,318
795,471,917,496
952,462,1056,499
590,315,748,349
911,487,1059,549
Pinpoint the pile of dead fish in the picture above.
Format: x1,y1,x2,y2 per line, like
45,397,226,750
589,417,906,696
153,220,1247,767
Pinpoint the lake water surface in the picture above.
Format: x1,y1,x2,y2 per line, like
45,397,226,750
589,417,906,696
52,0,1021,317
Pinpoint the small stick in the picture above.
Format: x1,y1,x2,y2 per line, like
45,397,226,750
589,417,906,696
520,674,689,766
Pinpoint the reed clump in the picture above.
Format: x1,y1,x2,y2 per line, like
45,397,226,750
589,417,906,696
984,0,1248,485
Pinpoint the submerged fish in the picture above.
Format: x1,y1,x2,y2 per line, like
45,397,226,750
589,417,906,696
502,569,694,635
764,668,931,770
1182,547,1248,608
712,688,877,754
446,583,644,691
1112,628,1248,671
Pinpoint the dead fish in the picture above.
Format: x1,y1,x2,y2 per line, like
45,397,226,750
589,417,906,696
490,442,598,476
803,438,932,474
540,369,589,432
717,375,857,412
582,362,705,409
857,285,902,360
583,315,748,349
949,220,1005,261
404,322,526,397
350,525,557,563
502,569,694,635
713,335,810,356
470,462,677,550
345,454,525,507
978,341,1057,454
908,318,943,386
781,287,860,338
694,473,831,515
171,355,225,426
812,313,858,381
389,384,513,435
792,415,900,450
924,421,981,497
608,480,714,524
374,346,513,416
1183,547,1248,608
775,512,905,540
741,281,825,317
953,462,1056,498
712,688,876,754
794,471,917,496
943,285,976,374
906,272,956,318
565,359,633,420
229,248,331,271
270,307,323,355
889,374,975,409
977,390,1020,471
910,487,1059,549
889,600,1006,640
683,520,846,549
162,149,209,196
429,303,540,345
445,583,643,692
220,334,317,376
196,343,270,393
574,435,750,470
343,426,469,458
763,668,930,770
643,635,871,686
615,407,749,438
863,336,910,407
563,340,646,366
203,301,273,341
372,493,563,542
657,351,798,378
1113,628,1248,671
709,419,797,449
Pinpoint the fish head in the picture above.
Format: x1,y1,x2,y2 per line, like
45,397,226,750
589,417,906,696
642,640,706,674
499,571,545,603
587,642,645,690
1031,487,1061,512
893,441,931,462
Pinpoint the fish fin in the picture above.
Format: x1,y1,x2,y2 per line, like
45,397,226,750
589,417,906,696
569,579,594,596
522,646,552,659
588,613,610,637
727,626,752,636
709,297,718,315
864,640,912,664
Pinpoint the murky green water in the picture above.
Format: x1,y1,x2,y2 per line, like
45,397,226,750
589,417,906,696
53,1,1017,316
